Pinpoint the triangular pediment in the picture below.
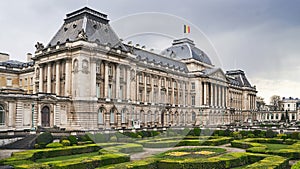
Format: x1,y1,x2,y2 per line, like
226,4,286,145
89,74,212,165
205,68,227,82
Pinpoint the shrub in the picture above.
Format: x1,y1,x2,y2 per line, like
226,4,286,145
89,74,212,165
61,140,71,146
45,142,63,148
110,136,117,142
36,132,53,147
291,132,299,139
224,129,231,136
266,129,275,138
253,129,261,137
232,131,242,139
247,133,255,138
68,135,78,145
277,133,287,140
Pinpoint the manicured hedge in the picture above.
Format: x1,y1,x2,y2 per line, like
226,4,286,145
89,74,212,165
31,144,101,160
99,143,143,154
15,153,130,169
202,137,233,146
231,138,300,160
241,155,289,169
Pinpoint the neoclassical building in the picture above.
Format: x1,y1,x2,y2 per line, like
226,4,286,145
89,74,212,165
0,7,257,131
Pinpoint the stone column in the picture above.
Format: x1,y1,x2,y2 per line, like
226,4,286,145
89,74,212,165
210,83,214,106
158,77,161,103
144,74,147,102
47,63,51,93
55,61,60,95
39,66,43,92
65,60,71,96
90,60,97,97
126,67,131,100
104,62,109,98
115,65,120,99
203,82,207,105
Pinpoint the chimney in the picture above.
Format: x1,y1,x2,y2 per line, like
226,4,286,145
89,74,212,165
27,53,32,62
0,52,9,62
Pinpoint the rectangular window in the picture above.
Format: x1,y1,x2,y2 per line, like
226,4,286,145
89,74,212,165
146,91,150,102
108,84,112,98
168,80,171,87
139,90,143,101
96,63,100,73
146,76,150,84
161,79,165,87
191,95,195,106
24,78,28,86
191,82,195,90
119,86,123,99
139,74,143,83
7,78,12,86
174,81,177,88
30,77,33,85
19,79,22,87
96,83,100,98
161,90,165,103
108,65,113,76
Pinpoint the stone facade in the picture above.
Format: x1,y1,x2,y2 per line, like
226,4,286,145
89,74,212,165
0,7,257,131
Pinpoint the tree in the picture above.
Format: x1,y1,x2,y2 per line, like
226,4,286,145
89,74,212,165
270,95,281,111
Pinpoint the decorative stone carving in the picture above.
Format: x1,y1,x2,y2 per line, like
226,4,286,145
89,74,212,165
77,29,88,40
35,42,44,51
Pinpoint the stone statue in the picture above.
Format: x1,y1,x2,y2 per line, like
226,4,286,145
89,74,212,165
77,29,88,40
35,42,44,51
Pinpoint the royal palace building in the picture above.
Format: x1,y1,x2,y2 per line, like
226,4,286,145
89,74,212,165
0,7,257,132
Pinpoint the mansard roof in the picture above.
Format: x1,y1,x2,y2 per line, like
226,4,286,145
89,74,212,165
0,60,34,69
47,7,126,51
128,45,188,72
161,38,213,65
226,70,253,88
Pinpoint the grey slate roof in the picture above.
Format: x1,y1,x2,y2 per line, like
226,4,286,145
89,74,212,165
0,60,34,68
126,45,188,72
48,7,126,51
161,38,212,65
226,70,252,87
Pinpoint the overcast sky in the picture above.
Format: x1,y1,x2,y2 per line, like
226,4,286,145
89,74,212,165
0,0,299,103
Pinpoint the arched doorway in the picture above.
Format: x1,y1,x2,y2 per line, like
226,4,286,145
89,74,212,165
41,106,50,127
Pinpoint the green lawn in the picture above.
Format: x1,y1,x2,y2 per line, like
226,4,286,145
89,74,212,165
262,143,289,150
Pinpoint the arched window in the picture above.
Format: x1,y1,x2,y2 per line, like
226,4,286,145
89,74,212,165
0,105,5,125
192,111,196,121
110,109,115,124
98,108,104,124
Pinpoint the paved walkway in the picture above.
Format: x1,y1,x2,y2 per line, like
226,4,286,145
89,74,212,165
130,144,245,161
0,149,26,160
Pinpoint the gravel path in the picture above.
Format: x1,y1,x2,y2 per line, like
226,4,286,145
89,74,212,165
130,144,245,161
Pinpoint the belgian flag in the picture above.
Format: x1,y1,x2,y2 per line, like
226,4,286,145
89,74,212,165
184,25,190,33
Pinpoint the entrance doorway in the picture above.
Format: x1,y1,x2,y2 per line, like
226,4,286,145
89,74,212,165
41,106,50,127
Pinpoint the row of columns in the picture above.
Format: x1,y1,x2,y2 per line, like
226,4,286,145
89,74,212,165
38,60,71,96
205,83,227,107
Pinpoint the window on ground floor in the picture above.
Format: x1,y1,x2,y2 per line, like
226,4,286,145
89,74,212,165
0,105,5,125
